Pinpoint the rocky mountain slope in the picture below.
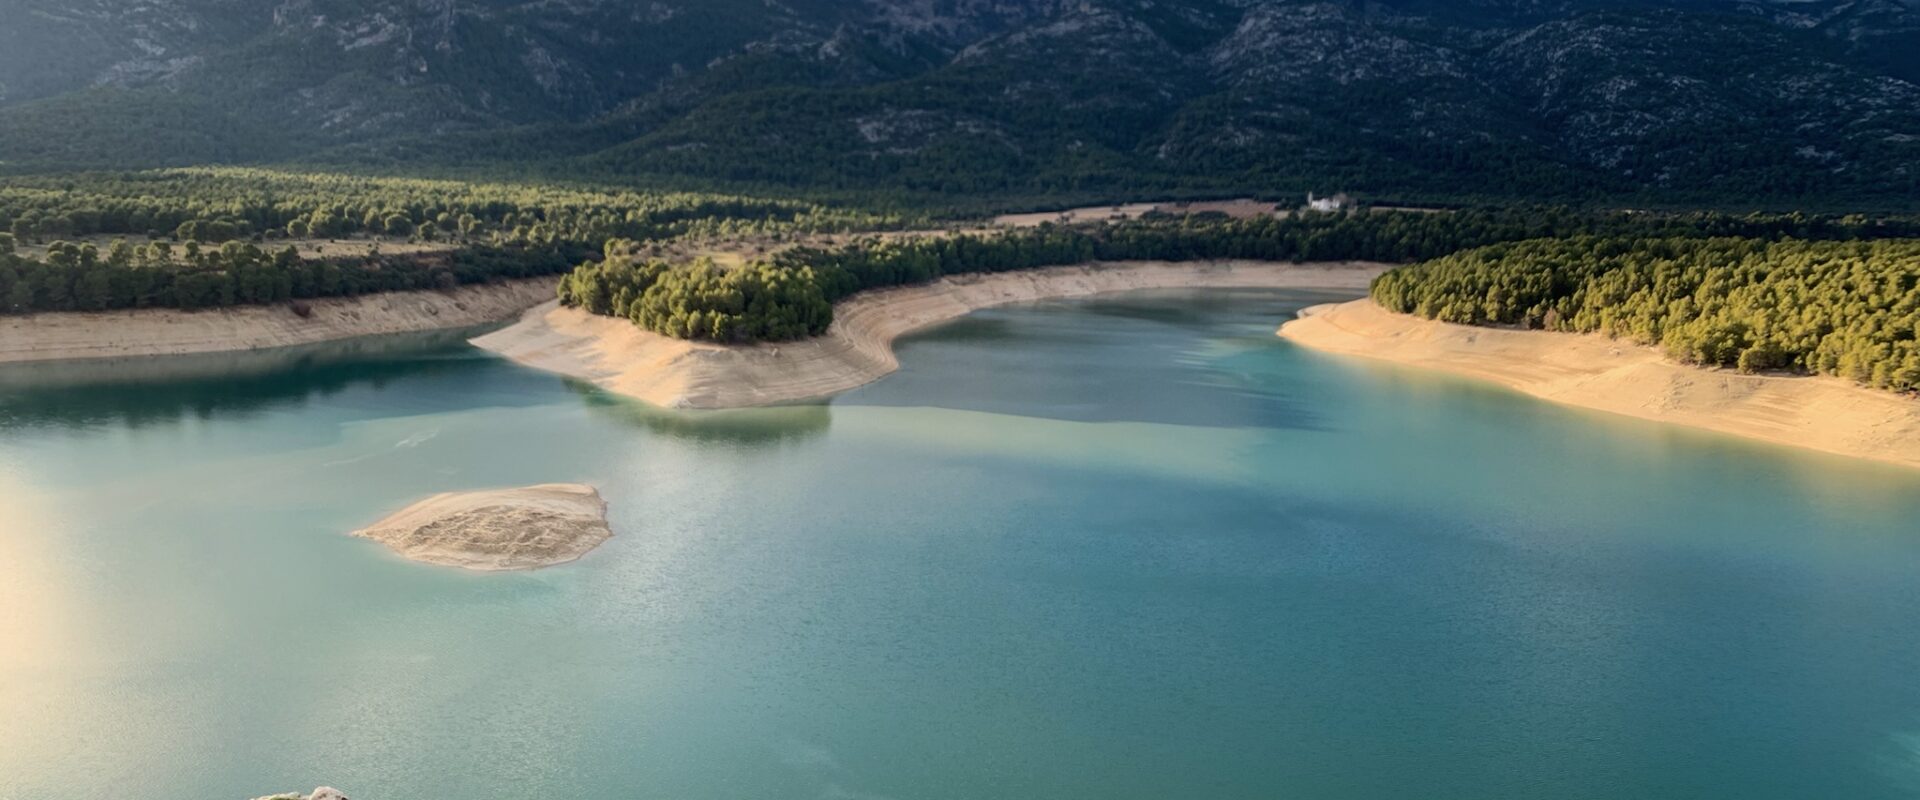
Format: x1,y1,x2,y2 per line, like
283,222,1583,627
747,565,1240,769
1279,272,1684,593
1,0,1914,205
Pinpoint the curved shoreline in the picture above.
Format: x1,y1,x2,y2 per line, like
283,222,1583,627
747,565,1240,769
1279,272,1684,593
473,260,1388,409
0,277,558,366
1279,299,1920,470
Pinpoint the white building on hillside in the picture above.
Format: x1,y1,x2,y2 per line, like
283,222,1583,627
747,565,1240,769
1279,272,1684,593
1306,192,1351,212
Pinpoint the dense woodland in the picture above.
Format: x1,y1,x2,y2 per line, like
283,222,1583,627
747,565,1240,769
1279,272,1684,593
559,207,1920,345
1373,237,1920,391
0,169,900,247
559,249,833,342
0,232,583,312
0,168,900,314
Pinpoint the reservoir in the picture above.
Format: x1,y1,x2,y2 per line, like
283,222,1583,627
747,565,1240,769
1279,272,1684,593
3,289,1918,800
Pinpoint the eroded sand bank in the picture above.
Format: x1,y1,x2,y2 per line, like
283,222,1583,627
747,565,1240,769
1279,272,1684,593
1279,299,1920,469
353,484,613,571
0,277,558,365
473,260,1387,409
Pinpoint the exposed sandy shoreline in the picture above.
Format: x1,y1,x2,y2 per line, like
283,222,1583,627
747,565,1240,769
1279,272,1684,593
353,484,613,571
1279,299,1920,469
473,260,1388,409
0,277,558,365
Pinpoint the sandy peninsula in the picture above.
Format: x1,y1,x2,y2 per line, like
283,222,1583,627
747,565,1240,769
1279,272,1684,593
474,260,1387,409
353,484,613,571
0,277,557,365
1279,299,1920,470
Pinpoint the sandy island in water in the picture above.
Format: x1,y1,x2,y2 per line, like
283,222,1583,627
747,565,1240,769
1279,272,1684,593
473,260,1388,409
0,277,557,365
1279,299,1920,470
353,484,613,571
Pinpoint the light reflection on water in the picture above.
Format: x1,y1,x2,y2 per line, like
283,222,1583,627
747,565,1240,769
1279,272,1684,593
0,289,1918,800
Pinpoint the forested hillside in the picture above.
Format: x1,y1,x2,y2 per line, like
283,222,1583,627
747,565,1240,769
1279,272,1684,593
1,0,1916,208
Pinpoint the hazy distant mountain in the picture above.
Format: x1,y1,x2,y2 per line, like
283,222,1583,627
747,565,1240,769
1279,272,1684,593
1,0,1915,205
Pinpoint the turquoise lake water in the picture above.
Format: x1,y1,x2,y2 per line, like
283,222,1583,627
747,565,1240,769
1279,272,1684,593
3,288,1919,800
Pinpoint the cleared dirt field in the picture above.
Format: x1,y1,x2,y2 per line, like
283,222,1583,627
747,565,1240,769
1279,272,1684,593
992,199,1289,227
14,235,460,260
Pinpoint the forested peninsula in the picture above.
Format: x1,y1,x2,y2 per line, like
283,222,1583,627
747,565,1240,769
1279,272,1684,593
481,260,1386,409
1372,237,1920,392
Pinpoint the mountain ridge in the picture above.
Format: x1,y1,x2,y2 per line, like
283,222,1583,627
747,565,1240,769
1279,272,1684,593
1,0,1915,206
